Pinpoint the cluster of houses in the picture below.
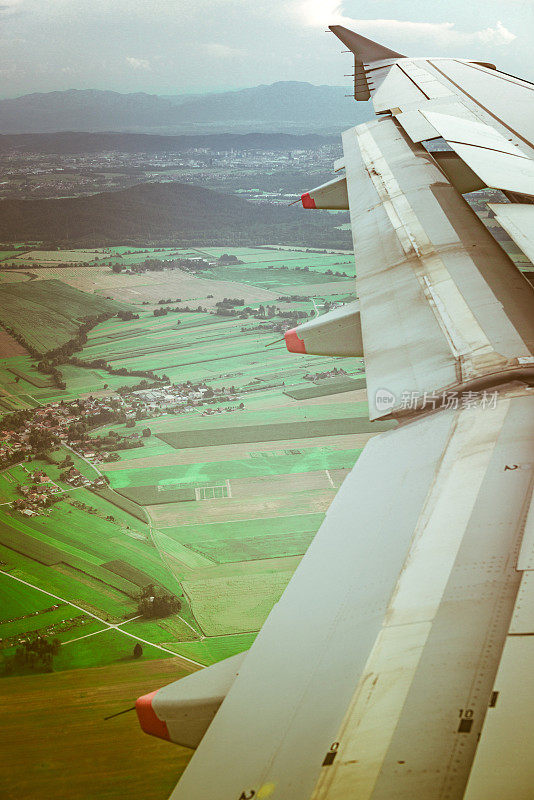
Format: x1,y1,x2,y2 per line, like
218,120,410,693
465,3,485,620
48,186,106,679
62,466,107,490
124,383,238,418
0,381,236,470
13,471,62,516
0,396,123,467
303,367,350,383
12,468,108,518
201,404,245,416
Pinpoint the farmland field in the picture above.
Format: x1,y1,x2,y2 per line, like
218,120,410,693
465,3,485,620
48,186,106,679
0,245,373,665
0,279,127,354
182,559,299,635
0,658,195,800
284,376,366,399
0,243,386,799
156,417,385,448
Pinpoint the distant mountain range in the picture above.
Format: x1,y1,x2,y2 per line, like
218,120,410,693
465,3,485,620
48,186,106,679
0,181,351,249
0,82,373,135
0,131,338,154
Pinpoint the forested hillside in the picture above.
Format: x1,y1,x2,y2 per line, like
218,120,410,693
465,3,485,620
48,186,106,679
0,182,351,248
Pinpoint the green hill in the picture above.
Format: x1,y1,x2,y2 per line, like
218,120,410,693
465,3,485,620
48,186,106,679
0,181,351,249
0,279,126,353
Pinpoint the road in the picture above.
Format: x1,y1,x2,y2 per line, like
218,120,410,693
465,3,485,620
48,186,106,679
0,568,203,668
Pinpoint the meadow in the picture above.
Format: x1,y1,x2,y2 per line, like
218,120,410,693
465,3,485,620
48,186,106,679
0,279,127,354
0,657,196,800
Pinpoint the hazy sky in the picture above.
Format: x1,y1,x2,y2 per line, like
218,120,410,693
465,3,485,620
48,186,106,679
1,0,533,97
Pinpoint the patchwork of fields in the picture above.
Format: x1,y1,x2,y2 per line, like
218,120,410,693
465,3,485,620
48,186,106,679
0,242,395,798
0,247,381,665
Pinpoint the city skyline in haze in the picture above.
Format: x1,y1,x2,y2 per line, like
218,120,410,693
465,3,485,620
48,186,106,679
0,0,532,98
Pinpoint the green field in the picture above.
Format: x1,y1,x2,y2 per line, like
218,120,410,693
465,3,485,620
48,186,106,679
284,376,366,399
160,513,324,564
116,485,197,504
203,264,351,289
52,628,171,671
157,418,384,448
106,449,362,489
172,632,257,666
0,279,127,353
0,570,60,620
182,565,297,636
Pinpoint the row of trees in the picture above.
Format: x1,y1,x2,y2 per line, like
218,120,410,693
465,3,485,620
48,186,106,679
112,257,211,274
67,356,171,391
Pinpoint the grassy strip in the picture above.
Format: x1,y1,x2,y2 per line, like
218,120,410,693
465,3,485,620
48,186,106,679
115,485,196,505
284,376,366,400
5,367,52,388
103,559,166,591
88,487,148,524
157,417,393,449
0,521,62,565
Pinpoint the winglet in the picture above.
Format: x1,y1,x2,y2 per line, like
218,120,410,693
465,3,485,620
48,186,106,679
136,690,170,741
329,25,405,61
285,328,307,354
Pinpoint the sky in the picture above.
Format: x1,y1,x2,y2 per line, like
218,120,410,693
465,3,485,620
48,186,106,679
0,0,533,97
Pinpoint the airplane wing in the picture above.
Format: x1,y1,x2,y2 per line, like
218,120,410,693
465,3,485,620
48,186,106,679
135,27,534,800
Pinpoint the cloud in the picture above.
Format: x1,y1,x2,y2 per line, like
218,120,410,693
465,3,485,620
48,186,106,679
203,42,242,58
125,56,151,70
475,21,516,46
0,0,24,13
293,1,516,49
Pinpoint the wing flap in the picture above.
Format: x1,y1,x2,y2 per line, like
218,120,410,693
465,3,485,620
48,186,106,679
372,65,427,113
422,111,534,195
428,59,534,149
342,117,534,418
488,203,534,265
395,99,476,143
